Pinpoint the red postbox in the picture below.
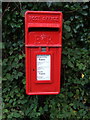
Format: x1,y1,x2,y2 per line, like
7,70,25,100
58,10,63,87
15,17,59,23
25,11,63,95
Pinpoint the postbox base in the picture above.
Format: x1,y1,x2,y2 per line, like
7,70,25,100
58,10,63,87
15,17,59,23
26,91,60,95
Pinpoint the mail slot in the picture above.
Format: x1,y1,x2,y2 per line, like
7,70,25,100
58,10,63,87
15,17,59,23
25,11,63,95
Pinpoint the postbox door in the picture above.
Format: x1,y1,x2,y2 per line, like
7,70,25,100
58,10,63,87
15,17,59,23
26,47,61,94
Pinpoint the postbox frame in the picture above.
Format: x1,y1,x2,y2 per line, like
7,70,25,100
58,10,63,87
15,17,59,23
25,11,63,95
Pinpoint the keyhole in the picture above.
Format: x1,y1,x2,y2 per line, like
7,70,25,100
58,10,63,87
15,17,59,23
33,69,35,71
41,47,46,52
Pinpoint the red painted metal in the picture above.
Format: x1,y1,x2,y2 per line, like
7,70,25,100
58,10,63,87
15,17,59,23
25,11,63,95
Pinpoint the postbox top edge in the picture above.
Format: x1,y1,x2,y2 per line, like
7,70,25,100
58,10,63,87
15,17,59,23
25,11,62,16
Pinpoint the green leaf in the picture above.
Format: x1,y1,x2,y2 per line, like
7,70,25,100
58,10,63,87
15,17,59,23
76,89,79,95
64,25,71,32
0,42,2,49
13,112,21,118
81,11,88,16
68,61,74,68
20,9,28,17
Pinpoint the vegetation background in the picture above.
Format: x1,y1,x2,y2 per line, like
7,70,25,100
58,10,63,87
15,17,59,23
2,2,90,120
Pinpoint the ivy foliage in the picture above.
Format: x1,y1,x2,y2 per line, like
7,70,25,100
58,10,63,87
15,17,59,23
2,2,90,120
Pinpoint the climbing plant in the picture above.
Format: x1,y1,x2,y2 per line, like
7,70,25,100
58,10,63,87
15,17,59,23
2,2,90,120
